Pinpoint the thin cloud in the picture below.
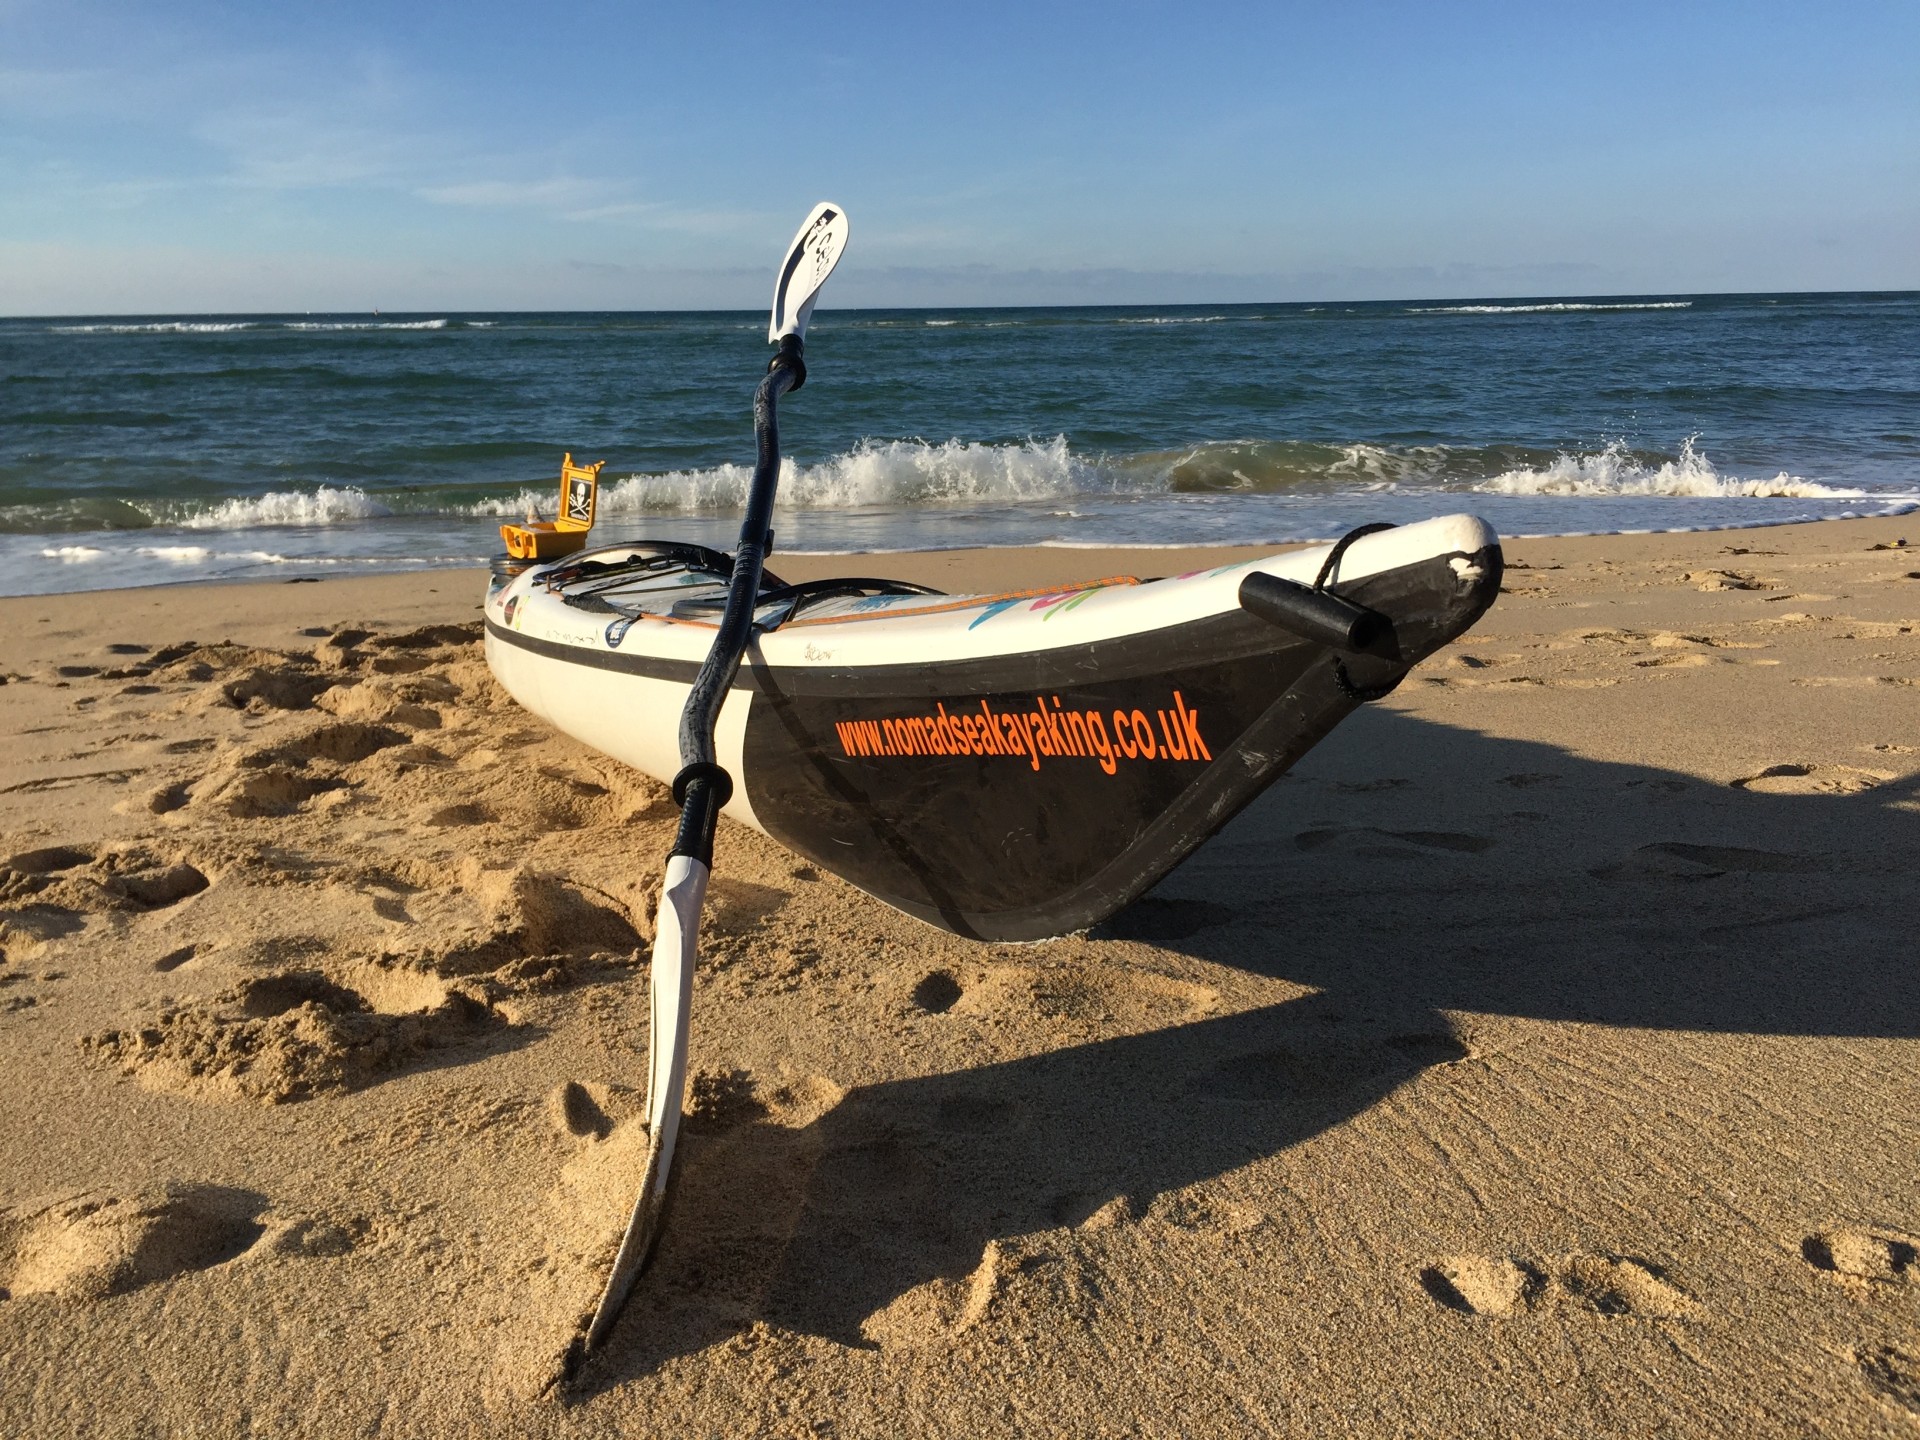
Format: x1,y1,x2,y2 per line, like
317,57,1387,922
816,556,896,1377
419,177,622,210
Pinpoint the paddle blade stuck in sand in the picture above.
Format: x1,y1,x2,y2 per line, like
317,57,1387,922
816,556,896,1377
569,203,850,1375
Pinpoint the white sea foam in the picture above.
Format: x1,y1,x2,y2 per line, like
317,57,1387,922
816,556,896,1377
172,486,395,529
282,319,450,331
437,438,1122,520
1408,301,1694,315
120,545,290,565
587,436,1115,514
51,318,454,335
1116,315,1231,324
1475,437,1858,499
41,545,104,562
137,545,209,563
51,321,259,334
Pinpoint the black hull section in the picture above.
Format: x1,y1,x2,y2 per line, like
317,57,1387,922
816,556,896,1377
743,544,1502,940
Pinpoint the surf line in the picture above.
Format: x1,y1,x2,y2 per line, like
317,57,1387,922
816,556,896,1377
832,692,1211,774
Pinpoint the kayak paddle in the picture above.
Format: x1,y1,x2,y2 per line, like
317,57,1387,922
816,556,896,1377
576,201,850,1365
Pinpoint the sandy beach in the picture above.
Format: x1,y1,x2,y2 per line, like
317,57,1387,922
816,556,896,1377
3,513,1918,1437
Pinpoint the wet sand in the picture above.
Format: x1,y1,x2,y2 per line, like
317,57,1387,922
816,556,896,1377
3,514,1918,1437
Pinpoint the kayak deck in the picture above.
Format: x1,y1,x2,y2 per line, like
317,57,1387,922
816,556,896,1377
522,540,1149,631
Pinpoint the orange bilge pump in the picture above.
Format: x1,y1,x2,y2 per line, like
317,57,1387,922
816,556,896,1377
500,453,604,560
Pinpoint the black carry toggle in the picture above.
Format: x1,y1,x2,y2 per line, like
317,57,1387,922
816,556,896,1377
1238,572,1386,652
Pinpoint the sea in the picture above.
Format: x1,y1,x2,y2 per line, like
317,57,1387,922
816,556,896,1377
2,292,1916,597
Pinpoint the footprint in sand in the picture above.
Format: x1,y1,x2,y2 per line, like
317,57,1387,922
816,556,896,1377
1687,570,1770,591
2,844,208,919
194,767,345,819
81,965,505,1104
1803,1229,1918,1286
0,1185,265,1302
955,962,1217,1029
1418,1252,1694,1320
686,1067,769,1130
1590,842,1823,882
190,720,416,819
910,970,963,1014
1560,1254,1695,1317
1420,1256,1546,1316
1731,763,1891,795
153,944,200,973
160,645,335,713
861,1235,1105,1351
425,801,493,827
1295,826,1493,857
1855,1345,1920,1418
1196,1030,1469,1105
548,1079,615,1140
1633,652,1710,668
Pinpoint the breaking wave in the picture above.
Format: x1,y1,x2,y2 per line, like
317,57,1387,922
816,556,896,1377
1407,301,1694,315
1475,437,1858,498
51,322,259,334
283,319,450,331
169,487,396,529
4,436,1897,540
50,319,455,334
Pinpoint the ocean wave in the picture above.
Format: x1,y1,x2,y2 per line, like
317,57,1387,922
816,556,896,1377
50,321,259,334
171,486,396,529
49,318,454,335
1474,437,1855,498
597,436,1116,513
41,545,105,562
1115,315,1232,324
282,319,450,331
1407,301,1694,315
1,436,1890,540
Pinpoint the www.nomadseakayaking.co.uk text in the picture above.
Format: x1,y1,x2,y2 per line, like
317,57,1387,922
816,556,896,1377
833,692,1210,775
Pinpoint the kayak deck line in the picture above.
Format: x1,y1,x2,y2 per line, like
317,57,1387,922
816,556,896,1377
781,574,1141,627
526,552,1146,631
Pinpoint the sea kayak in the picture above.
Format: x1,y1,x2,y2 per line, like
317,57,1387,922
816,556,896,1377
483,512,1501,941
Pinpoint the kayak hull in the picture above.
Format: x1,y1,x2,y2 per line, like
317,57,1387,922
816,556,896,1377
484,515,1502,940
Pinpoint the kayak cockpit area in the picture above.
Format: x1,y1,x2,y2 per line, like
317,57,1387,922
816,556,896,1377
512,542,950,630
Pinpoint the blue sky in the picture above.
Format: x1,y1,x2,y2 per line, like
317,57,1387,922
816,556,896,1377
2,0,1915,313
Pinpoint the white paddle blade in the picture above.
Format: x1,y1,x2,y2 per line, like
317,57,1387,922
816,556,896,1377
768,201,850,343
582,854,705,1354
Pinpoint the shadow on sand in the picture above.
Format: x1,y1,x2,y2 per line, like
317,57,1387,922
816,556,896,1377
577,705,1920,1394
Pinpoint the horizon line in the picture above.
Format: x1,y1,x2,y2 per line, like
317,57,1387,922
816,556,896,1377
5,286,1918,323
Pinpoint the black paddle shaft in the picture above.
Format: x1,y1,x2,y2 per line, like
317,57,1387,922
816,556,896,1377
670,335,807,866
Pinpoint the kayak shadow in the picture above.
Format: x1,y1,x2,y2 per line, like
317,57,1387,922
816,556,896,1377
1114,703,1920,1040
579,985,1444,1393
578,706,1920,1390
